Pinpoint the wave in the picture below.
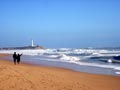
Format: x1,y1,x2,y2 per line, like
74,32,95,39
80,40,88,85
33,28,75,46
58,54,80,61
0,48,120,61
0,48,120,68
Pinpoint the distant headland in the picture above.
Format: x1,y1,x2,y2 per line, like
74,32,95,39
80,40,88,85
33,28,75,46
0,40,44,50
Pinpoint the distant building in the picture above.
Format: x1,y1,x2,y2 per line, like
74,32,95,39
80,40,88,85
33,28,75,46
31,40,34,47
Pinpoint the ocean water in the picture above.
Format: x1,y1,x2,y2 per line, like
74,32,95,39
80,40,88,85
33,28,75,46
0,48,120,76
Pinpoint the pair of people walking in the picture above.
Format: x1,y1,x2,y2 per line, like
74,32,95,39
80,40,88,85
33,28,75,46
13,52,22,65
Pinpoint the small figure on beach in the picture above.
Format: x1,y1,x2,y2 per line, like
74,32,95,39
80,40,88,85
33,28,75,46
17,54,22,64
13,52,17,65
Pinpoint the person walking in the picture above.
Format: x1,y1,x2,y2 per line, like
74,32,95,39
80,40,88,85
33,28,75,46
17,54,22,64
13,52,17,65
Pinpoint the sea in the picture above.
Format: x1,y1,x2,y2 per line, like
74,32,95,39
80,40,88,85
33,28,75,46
0,48,120,76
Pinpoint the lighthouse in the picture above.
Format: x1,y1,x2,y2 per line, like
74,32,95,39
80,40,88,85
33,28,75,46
31,40,34,47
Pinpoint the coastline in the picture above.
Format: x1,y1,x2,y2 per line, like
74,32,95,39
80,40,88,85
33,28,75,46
3,54,120,76
1,49,120,76
0,54,120,90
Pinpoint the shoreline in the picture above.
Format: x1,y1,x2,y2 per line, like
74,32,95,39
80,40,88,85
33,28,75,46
2,54,120,76
0,54,120,90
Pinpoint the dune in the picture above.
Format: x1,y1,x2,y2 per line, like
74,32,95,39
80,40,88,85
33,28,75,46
0,54,120,90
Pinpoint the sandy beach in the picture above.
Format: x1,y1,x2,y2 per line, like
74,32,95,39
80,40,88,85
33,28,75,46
0,54,120,90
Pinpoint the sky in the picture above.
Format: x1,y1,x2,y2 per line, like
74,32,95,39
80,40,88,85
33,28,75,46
0,0,120,48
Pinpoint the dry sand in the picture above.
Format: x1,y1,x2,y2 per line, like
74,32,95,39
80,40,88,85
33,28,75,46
0,54,120,90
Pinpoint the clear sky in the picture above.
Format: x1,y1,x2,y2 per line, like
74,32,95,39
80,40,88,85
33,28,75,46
0,0,120,48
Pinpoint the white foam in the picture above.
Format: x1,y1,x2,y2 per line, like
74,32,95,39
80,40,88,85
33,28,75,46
108,59,112,63
49,55,58,57
59,54,80,61
114,67,120,70
115,72,120,74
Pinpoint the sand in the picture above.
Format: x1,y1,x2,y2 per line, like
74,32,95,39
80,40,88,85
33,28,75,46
0,54,120,90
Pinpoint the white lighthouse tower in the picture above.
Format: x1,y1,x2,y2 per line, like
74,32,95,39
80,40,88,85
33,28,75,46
31,39,34,47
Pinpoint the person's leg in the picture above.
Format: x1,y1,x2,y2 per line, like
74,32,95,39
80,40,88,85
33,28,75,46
19,59,20,64
17,59,20,64
14,58,16,65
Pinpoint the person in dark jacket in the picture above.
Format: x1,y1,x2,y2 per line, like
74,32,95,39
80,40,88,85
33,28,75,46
13,52,17,65
17,54,22,64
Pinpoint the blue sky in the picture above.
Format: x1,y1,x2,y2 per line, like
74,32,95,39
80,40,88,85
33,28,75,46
0,0,120,48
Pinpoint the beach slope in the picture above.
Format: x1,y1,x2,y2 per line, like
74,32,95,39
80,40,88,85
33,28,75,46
0,54,120,90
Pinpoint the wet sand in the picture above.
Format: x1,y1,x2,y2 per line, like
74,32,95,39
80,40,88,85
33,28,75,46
0,54,120,90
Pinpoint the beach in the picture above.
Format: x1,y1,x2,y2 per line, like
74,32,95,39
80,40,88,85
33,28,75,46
0,54,120,90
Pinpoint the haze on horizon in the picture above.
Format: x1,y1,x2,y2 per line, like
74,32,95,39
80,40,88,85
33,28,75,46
0,0,120,48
